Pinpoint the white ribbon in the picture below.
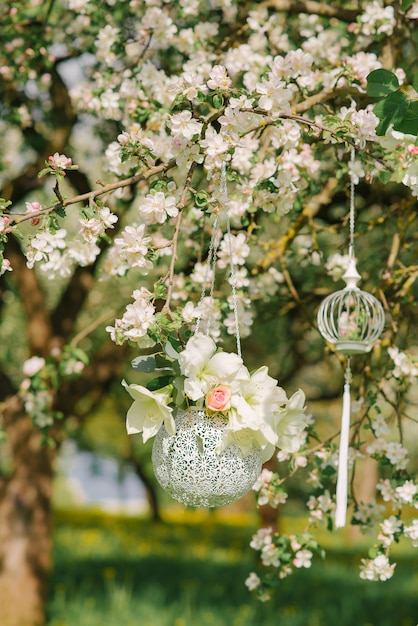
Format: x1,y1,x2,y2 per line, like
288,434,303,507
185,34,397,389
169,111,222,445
335,363,351,528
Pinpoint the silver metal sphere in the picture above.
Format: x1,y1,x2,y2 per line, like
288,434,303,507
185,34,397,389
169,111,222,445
152,408,263,508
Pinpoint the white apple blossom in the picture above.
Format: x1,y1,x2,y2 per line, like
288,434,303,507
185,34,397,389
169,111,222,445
359,554,396,581
207,65,232,90
138,7,177,47
252,468,274,492
307,490,334,523
346,52,381,84
0,216,10,233
67,0,90,10
39,250,73,279
250,527,273,551
107,288,156,345
379,516,402,538
139,192,178,224
217,233,250,268
224,296,253,339
200,126,230,159
395,481,417,504
371,413,390,437
167,110,203,139
388,346,418,379
376,479,395,503
245,572,261,591
190,261,214,285
0,258,12,276
366,438,409,470
261,542,281,567
352,499,385,531
293,549,313,569
359,2,396,37
26,229,67,269
113,224,152,273
68,240,101,266
23,356,46,377
351,109,379,146
404,520,418,547
256,77,295,114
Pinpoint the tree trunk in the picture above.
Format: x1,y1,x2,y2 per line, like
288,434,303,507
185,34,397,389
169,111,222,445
0,397,55,626
131,457,161,522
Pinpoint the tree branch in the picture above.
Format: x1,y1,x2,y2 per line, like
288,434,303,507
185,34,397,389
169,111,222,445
7,159,177,226
162,160,197,313
260,0,360,22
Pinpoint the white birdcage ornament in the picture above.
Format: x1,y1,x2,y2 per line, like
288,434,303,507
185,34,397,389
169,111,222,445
317,148,385,528
151,163,263,507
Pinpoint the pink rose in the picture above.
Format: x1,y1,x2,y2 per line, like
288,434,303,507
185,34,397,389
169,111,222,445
206,384,232,412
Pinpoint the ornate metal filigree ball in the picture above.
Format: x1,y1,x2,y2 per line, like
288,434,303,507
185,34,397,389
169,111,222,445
317,258,385,355
152,408,263,508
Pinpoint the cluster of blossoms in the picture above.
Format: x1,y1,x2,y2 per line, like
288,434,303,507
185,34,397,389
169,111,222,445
366,437,409,471
19,348,88,432
387,346,418,381
354,1,396,39
22,194,119,277
106,287,156,346
123,332,309,460
359,553,396,582
246,527,323,599
380,129,418,197
377,478,418,510
252,468,288,508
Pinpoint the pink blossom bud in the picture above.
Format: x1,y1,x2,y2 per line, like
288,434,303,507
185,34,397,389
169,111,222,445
118,131,130,145
206,384,232,412
26,201,42,212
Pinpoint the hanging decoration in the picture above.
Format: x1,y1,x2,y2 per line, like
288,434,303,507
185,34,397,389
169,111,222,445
123,163,309,508
317,147,385,528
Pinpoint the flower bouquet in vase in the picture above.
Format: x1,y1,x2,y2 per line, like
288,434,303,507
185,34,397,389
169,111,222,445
123,332,308,507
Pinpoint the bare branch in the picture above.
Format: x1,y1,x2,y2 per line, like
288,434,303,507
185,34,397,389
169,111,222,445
260,0,360,22
8,159,177,227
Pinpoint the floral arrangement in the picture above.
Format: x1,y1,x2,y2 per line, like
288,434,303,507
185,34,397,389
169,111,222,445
123,332,308,461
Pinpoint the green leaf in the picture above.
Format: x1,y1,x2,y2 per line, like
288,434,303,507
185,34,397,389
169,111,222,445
147,375,172,391
401,0,415,10
366,69,399,97
194,190,209,207
131,355,157,372
164,341,180,360
413,74,418,93
154,283,167,299
155,353,175,369
55,206,66,218
150,179,167,192
393,100,418,136
212,93,223,109
70,347,89,364
81,205,97,219
374,91,409,135
38,167,52,178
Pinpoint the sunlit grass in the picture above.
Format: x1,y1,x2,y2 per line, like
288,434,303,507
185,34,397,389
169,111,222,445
48,508,418,626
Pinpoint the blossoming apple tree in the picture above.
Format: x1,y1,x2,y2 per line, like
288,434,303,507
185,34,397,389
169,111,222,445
1,0,418,623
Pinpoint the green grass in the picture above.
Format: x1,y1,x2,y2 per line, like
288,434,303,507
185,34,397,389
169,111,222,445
48,509,418,626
